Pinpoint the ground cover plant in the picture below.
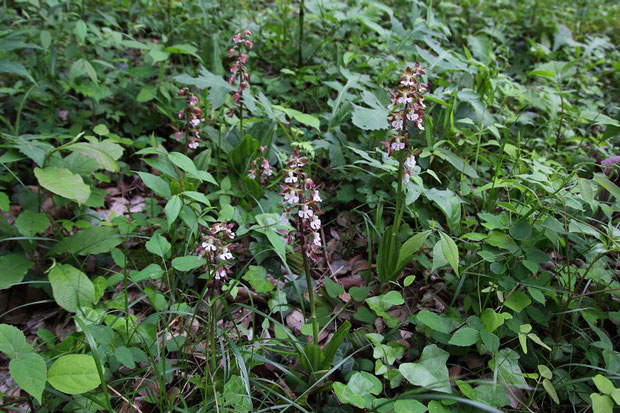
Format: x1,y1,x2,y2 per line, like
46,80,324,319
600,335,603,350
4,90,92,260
0,0,619,411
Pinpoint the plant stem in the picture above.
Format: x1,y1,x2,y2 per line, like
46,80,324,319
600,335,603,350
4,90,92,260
301,240,318,345
298,0,304,67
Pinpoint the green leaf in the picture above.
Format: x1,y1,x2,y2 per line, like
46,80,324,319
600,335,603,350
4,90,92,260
434,148,479,179
0,324,32,359
366,291,404,328
174,67,234,109
74,19,87,43
168,152,197,174
324,278,344,298
10,352,47,403
47,354,101,394
242,266,273,293
439,232,459,276
481,308,511,332
333,381,366,409
113,346,135,369
93,124,109,136
0,254,33,290
396,230,431,274
416,310,449,334
0,59,35,83
448,327,479,346
65,141,123,172
509,221,532,241
145,234,171,258
15,210,49,237
489,349,526,387
137,172,171,199
399,344,452,393
48,264,95,313
272,105,320,130
351,104,389,130
130,264,163,282
322,321,351,369
136,86,157,102
52,226,122,256
348,371,382,395
542,379,559,405
591,393,614,413
593,375,615,395
222,375,251,413
34,167,91,204
504,290,531,313
394,399,428,413
165,195,182,226
171,256,206,272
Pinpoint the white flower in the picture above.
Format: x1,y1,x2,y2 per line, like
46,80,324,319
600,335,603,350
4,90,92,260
298,205,313,219
312,190,322,203
285,171,298,183
391,119,403,130
283,191,299,204
215,267,226,280
310,215,321,230
188,141,199,149
406,155,416,169
406,112,419,122
202,239,216,252
190,118,201,127
312,232,322,247
219,246,233,261
248,170,256,179
391,140,405,151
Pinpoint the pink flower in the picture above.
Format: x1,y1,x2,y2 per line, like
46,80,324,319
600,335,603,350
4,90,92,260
178,109,184,119
391,139,405,151
233,34,242,43
232,92,241,101
189,95,199,105
310,215,321,230
285,171,298,183
298,205,314,219
243,29,252,36
228,48,236,57
284,191,300,204
312,232,322,247
245,40,253,48
239,53,248,64
312,190,322,203
228,75,236,84
406,155,416,168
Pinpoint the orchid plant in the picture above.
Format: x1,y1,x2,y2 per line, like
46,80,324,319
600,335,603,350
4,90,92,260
227,29,253,137
377,64,427,286
279,150,323,345
176,87,203,150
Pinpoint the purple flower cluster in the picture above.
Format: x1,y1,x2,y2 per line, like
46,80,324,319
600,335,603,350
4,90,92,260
381,64,427,182
175,88,203,150
226,30,252,117
279,150,323,260
195,222,236,281
248,146,275,185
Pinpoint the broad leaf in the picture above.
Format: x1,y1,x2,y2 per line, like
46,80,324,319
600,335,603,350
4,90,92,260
399,344,452,393
47,354,101,394
34,167,91,204
48,264,95,312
